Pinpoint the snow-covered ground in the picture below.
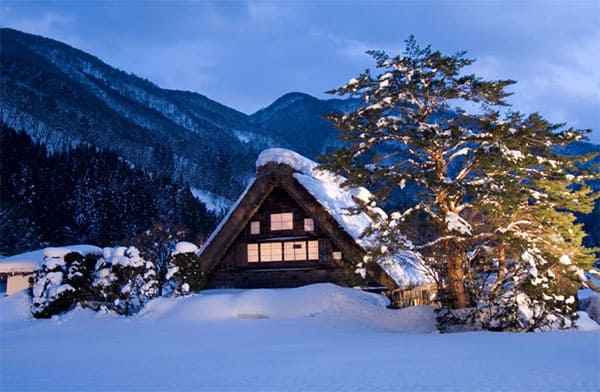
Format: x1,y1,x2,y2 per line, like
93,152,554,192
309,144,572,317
1,284,598,391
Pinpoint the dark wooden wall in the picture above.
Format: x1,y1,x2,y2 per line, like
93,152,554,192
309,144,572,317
208,186,353,289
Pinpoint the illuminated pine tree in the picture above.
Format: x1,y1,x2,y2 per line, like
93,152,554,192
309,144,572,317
322,36,598,330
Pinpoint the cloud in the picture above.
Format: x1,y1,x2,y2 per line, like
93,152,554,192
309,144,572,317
0,1,598,139
0,5,83,47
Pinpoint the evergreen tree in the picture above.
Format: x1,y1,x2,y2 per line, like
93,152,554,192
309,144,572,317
1,123,217,256
322,36,598,329
129,219,190,294
92,246,159,315
164,242,203,296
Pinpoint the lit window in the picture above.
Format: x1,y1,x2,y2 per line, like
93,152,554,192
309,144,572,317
250,221,260,235
260,242,283,262
247,244,259,263
304,218,314,232
332,251,342,261
284,241,306,261
308,241,319,260
271,213,293,231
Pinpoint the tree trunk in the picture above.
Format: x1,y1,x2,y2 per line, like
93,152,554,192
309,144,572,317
497,242,506,282
445,239,469,308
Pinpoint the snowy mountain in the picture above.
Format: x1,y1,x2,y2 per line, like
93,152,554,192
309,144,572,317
0,29,353,200
250,92,360,158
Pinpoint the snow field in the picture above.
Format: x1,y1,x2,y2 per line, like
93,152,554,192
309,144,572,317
1,284,598,391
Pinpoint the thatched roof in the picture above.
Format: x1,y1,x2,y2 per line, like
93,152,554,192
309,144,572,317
199,148,431,289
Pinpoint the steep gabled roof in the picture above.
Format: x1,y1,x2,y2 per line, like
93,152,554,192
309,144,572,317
199,148,431,289
256,148,386,249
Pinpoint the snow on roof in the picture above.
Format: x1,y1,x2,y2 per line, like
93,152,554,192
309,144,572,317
0,245,102,274
256,148,318,175
378,251,433,290
258,148,386,248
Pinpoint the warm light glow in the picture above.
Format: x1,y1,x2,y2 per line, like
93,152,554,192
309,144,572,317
247,244,259,262
304,218,314,232
308,241,319,260
260,242,283,261
284,241,306,261
247,240,319,262
271,213,293,231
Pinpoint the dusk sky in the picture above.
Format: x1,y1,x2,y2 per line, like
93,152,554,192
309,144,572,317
1,1,599,142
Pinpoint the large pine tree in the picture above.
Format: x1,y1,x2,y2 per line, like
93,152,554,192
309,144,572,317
322,37,598,329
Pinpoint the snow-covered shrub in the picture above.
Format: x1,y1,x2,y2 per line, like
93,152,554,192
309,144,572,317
30,248,98,318
437,249,582,332
128,219,192,293
92,246,159,315
164,242,204,296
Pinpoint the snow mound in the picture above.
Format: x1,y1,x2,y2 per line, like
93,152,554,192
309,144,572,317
574,311,600,331
0,291,32,327
99,246,145,268
579,293,600,324
0,245,102,274
138,283,437,333
172,241,199,256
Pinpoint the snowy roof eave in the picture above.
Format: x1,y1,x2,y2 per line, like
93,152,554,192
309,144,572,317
0,245,102,274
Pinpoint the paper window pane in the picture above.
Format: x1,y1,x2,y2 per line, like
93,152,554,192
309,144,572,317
284,241,306,261
260,242,283,262
247,244,259,263
308,241,319,260
271,213,293,231
250,221,260,235
304,218,314,232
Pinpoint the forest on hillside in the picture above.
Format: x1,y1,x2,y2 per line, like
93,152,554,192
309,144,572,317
0,123,217,256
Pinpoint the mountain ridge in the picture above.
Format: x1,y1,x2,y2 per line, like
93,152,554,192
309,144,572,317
0,28,357,201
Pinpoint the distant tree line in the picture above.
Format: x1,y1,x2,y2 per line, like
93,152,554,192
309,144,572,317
0,123,217,256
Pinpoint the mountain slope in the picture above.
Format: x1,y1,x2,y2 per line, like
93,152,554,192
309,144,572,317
0,28,272,199
250,92,359,158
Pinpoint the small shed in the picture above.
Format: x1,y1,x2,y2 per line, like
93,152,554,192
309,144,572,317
0,245,102,296
198,148,433,304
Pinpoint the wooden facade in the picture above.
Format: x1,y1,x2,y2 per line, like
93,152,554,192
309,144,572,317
199,162,396,290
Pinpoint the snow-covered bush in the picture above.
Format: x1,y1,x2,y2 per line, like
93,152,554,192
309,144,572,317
437,249,583,332
164,242,204,296
92,246,159,315
30,248,98,318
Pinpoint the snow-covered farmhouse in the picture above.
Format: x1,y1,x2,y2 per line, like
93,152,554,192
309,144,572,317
198,149,433,306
